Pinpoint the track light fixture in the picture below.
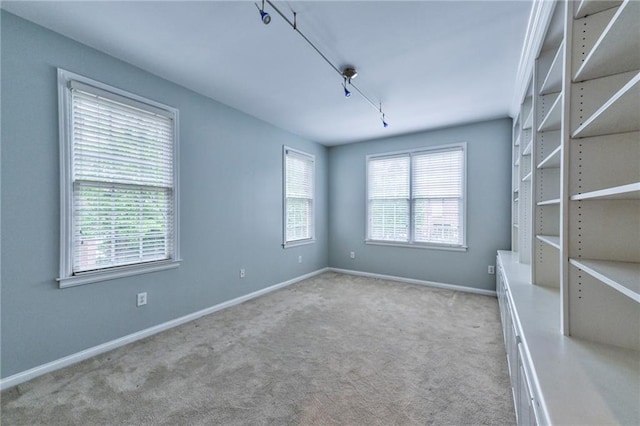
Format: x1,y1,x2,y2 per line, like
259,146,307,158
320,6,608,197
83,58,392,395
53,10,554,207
255,0,271,24
380,104,389,128
256,1,388,128
342,67,358,81
342,78,351,98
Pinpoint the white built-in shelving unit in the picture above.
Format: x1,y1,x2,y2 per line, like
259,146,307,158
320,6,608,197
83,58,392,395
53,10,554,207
533,3,565,289
567,0,640,350
516,82,534,265
501,0,639,424
511,118,521,252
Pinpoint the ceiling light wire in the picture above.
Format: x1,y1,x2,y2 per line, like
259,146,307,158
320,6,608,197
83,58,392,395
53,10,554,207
261,0,388,126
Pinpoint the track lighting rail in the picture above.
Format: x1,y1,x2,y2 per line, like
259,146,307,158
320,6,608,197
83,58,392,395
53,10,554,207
258,0,388,127
265,0,341,76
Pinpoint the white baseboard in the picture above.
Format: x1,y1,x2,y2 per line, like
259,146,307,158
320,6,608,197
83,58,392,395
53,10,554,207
329,267,497,297
0,267,329,391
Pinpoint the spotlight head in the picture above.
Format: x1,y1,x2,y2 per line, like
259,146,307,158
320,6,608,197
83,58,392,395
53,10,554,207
344,87,351,98
260,10,271,24
383,120,389,128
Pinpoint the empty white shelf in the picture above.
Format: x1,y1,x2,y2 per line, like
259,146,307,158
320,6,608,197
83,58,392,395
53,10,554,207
572,72,640,138
537,235,561,249
523,110,533,130
522,142,532,156
538,94,562,132
522,172,532,182
570,258,640,303
574,0,623,19
513,223,519,228
515,157,520,166
571,182,640,201
515,134,521,146
574,0,640,82
537,145,561,169
537,198,561,206
540,42,564,95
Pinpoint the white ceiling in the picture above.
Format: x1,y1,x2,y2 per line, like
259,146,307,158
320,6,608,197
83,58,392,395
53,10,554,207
2,1,532,145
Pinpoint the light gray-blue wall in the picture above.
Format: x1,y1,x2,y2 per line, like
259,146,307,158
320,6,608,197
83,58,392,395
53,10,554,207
0,12,328,379
1,11,514,381
328,119,512,291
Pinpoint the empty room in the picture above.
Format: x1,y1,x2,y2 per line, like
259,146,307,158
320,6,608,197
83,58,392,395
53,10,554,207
1,1,638,425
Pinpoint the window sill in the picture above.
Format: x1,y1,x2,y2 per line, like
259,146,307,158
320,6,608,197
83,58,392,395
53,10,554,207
57,259,181,288
283,238,316,249
365,240,468,252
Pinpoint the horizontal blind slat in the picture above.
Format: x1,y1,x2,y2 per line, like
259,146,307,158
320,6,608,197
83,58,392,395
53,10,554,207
74,136,171,163
71,81,174,118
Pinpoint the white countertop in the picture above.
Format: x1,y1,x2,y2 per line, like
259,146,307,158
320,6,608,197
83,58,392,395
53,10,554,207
497,250,640,425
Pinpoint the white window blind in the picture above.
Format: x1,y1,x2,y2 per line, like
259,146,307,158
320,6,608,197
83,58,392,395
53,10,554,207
367,155,410,241
367,144,466,248
68,81,176,274
284,148,315,245
412,148,463,245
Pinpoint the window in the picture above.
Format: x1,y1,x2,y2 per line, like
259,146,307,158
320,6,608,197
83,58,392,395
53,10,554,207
58,70,180,287
366,144,466,250
283,147,315,247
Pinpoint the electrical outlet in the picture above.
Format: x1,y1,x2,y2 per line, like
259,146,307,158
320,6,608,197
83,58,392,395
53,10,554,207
298,255,302,264
488,265,495,275
350,251,355,259
240,268,246,278
136,292,147,307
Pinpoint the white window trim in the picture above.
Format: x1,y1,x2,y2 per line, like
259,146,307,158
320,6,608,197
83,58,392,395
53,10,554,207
57,69,181,288
365,142,468,251
282,146,316,248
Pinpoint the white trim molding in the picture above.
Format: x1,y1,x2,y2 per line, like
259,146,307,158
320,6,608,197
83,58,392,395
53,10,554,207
0,267,329,391
365,240,468,252
329,267,497,297
58,259,182,289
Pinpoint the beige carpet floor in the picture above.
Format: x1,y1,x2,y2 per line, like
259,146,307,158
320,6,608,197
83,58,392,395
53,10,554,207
1,272,515,425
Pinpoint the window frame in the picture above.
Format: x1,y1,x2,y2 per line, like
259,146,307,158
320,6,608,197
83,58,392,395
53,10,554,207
57,69,181,288
365,142,467,251
282,146,316,248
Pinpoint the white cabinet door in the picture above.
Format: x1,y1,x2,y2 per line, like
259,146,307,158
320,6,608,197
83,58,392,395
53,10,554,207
498,264,540,425
517,345,538,426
